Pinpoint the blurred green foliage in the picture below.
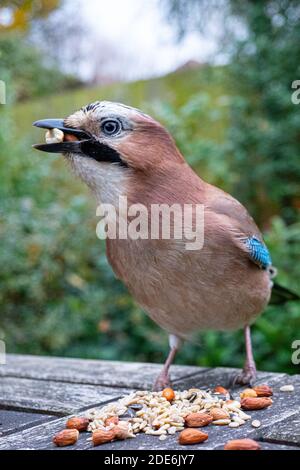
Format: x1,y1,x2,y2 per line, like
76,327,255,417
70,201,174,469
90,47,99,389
226,0,300,226
165,0,300,224
0,0,300,374
0,33,81,101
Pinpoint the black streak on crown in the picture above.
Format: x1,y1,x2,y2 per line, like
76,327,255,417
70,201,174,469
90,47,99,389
82,102,102,113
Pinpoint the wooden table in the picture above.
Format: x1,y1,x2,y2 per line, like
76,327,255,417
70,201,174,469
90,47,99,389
0,354,299,450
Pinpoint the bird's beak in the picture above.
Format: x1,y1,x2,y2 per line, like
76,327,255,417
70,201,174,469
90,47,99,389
33,119,91,154
33,118,128,166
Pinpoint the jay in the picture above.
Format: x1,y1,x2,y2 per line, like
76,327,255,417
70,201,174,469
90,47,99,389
33,101,297,390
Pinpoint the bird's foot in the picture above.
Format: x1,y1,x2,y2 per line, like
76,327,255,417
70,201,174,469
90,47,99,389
152,372,172,391
231,365,257,388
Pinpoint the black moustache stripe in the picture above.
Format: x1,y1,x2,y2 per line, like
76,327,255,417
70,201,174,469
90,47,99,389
80,140,128,167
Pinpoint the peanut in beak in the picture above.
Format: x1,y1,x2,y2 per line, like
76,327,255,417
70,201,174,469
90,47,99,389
45,128,64,144
45,128,79,144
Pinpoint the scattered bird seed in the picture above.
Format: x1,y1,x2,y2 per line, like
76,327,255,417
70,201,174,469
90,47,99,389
232,416,245,425
120,409,136,420
84,384,274,441
212,419,231,426
280,385,294,392
187,392,198,403
251,420,261,428
229,422,240,428
128,404,144,412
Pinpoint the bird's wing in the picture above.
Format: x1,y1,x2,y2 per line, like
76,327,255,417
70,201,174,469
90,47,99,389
204,184,272,270
243,236,272,269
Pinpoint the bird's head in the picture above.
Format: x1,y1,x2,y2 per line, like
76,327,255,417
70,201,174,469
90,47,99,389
33,101,184,203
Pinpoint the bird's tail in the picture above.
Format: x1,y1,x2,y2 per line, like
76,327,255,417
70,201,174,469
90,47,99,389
270,282,300,305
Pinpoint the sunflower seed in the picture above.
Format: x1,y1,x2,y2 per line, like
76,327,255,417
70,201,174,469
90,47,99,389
280,385,294,392
251,420,261,428
212,419,231,425
229,422,240,428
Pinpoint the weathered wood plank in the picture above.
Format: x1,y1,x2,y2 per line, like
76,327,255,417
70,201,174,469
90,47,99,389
0,355,203,389
262,413,300,446
0,355,298,449
255,374,300,438
0,414,267,450
93,434,300,451
0,373,299,450
1,354,285,391
257,442,300,450
0,408,298,450
0,415,72,450
0,410,54,437
257,375,300,446
0,377,131,415
173,366,281,390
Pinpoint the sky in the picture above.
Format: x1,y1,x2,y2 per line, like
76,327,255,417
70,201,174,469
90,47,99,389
77,0,222,81
0,0,224,82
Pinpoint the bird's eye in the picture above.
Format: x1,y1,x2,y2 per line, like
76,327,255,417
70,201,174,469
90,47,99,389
101,119,122,136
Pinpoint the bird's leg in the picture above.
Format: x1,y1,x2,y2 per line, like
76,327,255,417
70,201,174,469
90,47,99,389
233,325,257,386
153,335,182,391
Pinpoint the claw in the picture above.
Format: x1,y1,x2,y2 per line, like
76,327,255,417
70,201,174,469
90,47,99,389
231,366,257,388
152,373,172,392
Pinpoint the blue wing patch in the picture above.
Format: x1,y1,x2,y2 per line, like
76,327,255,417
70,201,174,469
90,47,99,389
245,236,272,269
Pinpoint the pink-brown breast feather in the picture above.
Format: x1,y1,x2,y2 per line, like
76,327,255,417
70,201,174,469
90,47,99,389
106,160,271,334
